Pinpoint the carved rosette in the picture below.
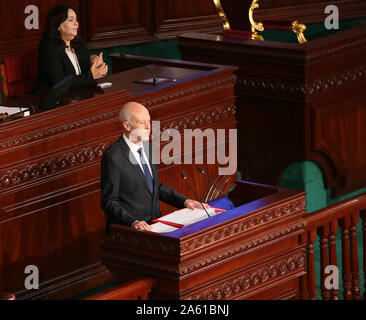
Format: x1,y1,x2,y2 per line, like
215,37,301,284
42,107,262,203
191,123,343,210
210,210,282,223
179,221,306,276
187,251,306,300
0,143,108,190
180,199,305,254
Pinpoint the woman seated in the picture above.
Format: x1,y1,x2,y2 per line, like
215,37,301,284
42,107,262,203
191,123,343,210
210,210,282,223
37,4,108,110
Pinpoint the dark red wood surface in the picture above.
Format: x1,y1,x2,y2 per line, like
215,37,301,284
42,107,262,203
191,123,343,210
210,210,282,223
101,181,308,300
0,58,237,299
178,24,366,197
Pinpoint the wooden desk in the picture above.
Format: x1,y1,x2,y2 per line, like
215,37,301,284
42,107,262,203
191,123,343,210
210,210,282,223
101,180,307,300
178,25,366,197
0,58,237,299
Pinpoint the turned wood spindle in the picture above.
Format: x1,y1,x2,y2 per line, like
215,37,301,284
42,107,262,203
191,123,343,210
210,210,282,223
318,224,331,300
350,212,361,299
329,220,339,300
360,209,366,300
340,215,353,300
306,230,317,300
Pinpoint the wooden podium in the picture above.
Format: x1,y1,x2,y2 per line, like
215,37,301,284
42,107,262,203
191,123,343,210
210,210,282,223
0,57,237,299
100,180,307,300
178,24,366,198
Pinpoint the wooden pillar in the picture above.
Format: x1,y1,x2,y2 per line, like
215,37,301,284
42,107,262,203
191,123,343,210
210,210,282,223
350,212,361,299
329,220,339,300
306,229,317,300
360,209,366,300
340,215,353,300
318,224,331,300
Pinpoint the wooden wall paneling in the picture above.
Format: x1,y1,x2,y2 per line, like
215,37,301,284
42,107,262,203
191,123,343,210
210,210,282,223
0,90,134,299
153,0,222,40
255,0,366,24
178,24,366,197
0,0,81,58
0,59,237,299
86,0,154,49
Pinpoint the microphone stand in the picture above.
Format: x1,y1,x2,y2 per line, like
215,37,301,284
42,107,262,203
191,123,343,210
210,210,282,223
180,171,211,218
197,166,233,210
119,54,171,86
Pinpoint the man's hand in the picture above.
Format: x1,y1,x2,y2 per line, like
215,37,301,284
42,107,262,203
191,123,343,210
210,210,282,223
132,220,152,232
0,113,9,121
184,199,210,210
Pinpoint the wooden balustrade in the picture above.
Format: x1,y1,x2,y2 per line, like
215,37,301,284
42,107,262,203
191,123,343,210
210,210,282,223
303,193,366,300
83,278,156,300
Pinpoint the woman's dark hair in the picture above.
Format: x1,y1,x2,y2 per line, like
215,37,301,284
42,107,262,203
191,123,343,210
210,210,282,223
41,4,81,51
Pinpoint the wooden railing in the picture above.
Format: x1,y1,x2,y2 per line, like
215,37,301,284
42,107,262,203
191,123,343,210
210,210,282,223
302,193,366,300
83,278,156,300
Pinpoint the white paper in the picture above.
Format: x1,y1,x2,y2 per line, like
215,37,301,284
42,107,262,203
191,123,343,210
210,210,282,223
0,106,30,117
157,207,222,227
150,222,178,233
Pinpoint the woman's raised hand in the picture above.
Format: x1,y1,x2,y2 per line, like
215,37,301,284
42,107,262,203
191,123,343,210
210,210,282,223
90,59,108,79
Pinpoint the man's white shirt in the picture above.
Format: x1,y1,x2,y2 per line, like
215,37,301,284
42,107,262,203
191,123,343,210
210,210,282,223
123,133,153,178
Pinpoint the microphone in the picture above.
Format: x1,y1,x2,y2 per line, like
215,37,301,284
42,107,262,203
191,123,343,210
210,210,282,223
197,166,233,210
119,54,170,86
180,171,210,218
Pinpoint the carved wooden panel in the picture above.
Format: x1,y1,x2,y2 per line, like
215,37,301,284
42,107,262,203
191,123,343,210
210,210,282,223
179,24,366,197
101,182,308,300
0,0,81,57
153,0,222,39
86,0,153,49
313,101,366,192
255,0,366,24
0,59,237,299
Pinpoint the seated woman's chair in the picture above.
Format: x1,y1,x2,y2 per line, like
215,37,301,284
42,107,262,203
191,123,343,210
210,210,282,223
213,0,307,44
0,51,39,112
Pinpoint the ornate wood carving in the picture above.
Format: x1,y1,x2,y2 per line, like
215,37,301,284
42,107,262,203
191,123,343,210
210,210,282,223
0,142,108,191
179,221,306,277
0,60,236,298
179,25,366,197
180,198,305,254
187,250,306,300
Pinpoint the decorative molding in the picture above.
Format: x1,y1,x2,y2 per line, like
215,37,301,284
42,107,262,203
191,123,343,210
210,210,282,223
187,251,306,300
108,232,179,255
180,36,366,64
159,104,236,133
1,79,235,151
307,38,366,60
235,64,366,97
180,198,306,253
0,111,118,150
101,252,179,275
0,142,108,190
180,221,306,276
143,75,237,107
304,65,366,95
179,38,305,62
235,77,305,97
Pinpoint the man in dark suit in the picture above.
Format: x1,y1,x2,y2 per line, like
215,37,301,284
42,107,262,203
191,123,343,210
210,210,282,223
101,102,206,232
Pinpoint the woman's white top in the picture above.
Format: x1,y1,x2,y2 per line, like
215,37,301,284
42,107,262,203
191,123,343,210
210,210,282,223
65,46,81,75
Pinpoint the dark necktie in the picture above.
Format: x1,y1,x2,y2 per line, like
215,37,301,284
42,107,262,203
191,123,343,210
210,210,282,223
137,148,153,193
